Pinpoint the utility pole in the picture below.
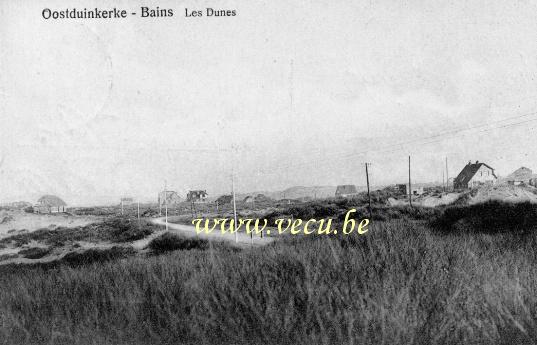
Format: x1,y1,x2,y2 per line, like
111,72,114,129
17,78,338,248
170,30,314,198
231,169,238,243
408,155,413,208
164,180,168,231
158,193,162,216
365,163,372,219
442,168,445,192
121,199,124,215
137,200,140,224
445,157,449,192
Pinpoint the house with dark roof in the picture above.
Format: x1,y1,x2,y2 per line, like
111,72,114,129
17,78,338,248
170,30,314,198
187,190,208,203
335,185,358,198
453,161,497,190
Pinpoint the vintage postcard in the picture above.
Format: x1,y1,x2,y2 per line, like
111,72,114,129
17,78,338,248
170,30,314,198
1,1,537,344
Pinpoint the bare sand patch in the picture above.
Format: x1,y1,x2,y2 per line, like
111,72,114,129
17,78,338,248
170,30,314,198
0,210,100,238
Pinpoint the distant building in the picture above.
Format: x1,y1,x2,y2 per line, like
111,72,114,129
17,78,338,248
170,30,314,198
396,184,424,196
120,197,134,206
335,185,358,198
243,194,271,203
505,167,534,186
158,191,182,207
34,195,67,213
453,161,497,190
216,194,233,205
187,190,208,203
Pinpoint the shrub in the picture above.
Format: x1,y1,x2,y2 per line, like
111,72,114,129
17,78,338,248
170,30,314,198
107,218,154,242
60,247,136,266
431,200,537,234
148,233,209,253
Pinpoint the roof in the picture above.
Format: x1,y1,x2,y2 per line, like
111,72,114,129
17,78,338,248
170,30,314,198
160,191,182,204
454,162,497,185
160,191,181,198
335,185,358,195
37,195,67,207
188,190,207,195
505,167,534,182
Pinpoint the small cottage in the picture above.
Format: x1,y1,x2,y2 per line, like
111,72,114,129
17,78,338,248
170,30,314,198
396,184,424,196
187,190,208,203
335,185,358,198
34,195,67,213
158,191,182,207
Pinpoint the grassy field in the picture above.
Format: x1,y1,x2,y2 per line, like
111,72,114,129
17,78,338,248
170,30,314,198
1,202,537,344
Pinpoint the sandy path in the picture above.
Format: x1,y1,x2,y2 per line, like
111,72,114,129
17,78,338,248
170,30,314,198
151,218,274,247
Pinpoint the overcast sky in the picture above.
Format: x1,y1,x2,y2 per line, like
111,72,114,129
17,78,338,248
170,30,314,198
2,0,537,205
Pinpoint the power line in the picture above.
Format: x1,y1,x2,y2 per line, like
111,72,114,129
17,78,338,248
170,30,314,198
256,110,537,174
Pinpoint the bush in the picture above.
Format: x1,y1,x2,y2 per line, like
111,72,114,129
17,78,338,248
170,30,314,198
60,247,135,266
106,218,154,242
431,200,537,234
148,233,209,253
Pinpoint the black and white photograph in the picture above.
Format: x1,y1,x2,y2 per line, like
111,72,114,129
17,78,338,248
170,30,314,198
2,1,537,344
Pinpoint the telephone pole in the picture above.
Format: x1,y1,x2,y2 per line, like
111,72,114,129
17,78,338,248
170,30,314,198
445,157,449,192
442,168,445,192
137,200,140,224
158,193,162,216
164,180,168,231
365,163,372,218
231,169,238,243
408,155,413,208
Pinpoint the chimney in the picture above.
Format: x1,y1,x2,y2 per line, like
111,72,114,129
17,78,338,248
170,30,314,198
476,160,479,164
468,160,471,165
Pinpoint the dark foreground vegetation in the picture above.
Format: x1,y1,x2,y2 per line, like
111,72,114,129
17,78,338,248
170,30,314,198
2,202,537,344
148,232,209,253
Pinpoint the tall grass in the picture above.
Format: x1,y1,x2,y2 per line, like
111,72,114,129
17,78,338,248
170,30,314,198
1,210,537,344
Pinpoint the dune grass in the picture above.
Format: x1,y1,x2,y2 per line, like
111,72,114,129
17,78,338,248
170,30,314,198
1,204,537,344
0,216,159,247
